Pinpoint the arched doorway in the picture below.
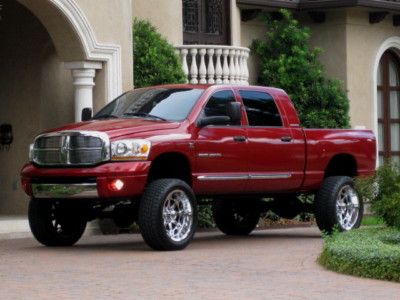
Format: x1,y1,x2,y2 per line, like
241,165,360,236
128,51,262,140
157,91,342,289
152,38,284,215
0,0,108,215
0,1,73,214
377,50,400,165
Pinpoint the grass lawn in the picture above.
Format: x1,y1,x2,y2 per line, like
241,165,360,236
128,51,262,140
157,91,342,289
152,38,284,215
319,227,400,282
361,215,385,226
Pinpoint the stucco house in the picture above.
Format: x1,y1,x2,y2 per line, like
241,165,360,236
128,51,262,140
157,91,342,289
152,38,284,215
1,0,400,218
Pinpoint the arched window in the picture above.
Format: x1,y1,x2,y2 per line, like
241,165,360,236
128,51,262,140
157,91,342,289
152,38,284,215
377,51,400,164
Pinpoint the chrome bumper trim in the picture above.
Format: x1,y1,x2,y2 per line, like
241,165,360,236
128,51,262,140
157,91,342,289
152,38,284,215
32,183,98,199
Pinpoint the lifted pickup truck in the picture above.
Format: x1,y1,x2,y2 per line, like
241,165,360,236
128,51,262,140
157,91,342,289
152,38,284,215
21,84,376,250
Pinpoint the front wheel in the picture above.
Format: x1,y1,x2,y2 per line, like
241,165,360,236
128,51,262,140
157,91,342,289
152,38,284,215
314,176,363,233
212,199,260,235
138,179,197,251
28,199,87,246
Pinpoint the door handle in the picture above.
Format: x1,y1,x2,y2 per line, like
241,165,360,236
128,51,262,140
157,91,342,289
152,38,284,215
280,136,292,142
233,136,246,142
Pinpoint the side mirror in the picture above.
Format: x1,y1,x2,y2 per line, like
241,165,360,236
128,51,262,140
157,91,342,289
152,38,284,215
197,116,231,127
81,108,92,121
227,102,241,125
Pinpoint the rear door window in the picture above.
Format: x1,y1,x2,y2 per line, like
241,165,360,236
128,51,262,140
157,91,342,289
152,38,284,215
239,90,282,127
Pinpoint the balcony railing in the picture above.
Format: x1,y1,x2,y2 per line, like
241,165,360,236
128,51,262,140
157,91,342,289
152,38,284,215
175,45,250,85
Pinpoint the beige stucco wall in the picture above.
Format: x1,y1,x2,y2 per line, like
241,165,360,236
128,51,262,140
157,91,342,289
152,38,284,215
132,0,183,45
304,10,348,90
77,0,133,95
240,17,266,85
344,8,400,130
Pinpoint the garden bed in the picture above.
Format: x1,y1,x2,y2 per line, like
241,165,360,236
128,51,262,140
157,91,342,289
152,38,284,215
319,227,400,282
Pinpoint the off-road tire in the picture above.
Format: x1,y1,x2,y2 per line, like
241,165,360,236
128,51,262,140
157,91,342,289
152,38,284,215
213,199,260,235
28,199,87,246
138,179,197,251
314,176,363,233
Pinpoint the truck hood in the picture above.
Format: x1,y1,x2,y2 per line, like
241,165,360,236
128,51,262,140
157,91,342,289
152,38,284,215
45,118,181,139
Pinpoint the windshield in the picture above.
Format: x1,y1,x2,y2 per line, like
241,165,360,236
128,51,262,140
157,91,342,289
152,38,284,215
93,88,204,122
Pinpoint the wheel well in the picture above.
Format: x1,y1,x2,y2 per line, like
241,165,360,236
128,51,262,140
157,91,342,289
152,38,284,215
324,154,357,178
147,152,192,185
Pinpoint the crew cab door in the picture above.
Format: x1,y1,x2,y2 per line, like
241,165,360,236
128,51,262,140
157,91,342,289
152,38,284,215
193,89,248,194
238,89,305,192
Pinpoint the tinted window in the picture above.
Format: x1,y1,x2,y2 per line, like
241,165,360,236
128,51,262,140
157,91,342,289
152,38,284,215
239,91,282,127
203,90,236,124
94,88,204,122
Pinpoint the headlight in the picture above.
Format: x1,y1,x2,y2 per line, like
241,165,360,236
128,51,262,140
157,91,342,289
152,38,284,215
111,139,151,161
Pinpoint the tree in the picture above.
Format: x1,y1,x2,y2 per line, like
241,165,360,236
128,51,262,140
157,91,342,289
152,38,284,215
251,9,350,128
133,19,186,88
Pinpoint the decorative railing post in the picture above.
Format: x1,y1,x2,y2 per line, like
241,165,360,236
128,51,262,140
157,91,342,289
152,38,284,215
180,48,189,83
175,45,250,85
215,48,223,84
207,48,215,84
235,50,241,84
222,49,230,84
189,48,198,84
228,49,236,84
199,48,207,84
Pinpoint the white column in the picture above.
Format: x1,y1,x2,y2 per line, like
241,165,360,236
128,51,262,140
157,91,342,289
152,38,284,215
65,61,102,122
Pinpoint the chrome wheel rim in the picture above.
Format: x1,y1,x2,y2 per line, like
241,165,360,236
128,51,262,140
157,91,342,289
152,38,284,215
336,185,360,230
162,189,193,242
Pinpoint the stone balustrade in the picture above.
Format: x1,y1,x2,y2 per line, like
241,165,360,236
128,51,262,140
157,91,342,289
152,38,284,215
175,45,250,85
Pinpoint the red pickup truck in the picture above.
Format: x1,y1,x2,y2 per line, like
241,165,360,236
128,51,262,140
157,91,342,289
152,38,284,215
21,84,376,250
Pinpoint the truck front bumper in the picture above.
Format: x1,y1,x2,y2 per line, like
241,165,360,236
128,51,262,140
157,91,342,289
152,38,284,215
20,161,151,199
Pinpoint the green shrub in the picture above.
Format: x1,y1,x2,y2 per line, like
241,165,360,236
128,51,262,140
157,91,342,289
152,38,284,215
197,204,215,229
251,9,350,128
133,19,186,88
355,162,400,229
319,227,400,282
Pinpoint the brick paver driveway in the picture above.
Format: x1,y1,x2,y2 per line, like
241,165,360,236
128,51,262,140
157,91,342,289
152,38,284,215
0,227,399,300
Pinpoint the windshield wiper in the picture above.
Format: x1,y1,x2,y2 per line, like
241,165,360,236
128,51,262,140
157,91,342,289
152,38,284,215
93,114,119,120
123,112,167,121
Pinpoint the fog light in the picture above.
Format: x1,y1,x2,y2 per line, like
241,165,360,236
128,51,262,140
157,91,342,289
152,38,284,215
109,179,124,192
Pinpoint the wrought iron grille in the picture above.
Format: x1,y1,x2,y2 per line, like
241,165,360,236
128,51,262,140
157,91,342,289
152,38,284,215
206,0,223,35
183,0,199,33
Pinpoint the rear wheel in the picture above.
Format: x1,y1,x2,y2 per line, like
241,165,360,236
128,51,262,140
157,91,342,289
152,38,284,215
138,179,197,251
314,176,363,233
28,199,87,246
213,199,260,235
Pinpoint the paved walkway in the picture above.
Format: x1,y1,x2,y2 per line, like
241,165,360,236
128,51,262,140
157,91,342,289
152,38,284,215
0,227,399,300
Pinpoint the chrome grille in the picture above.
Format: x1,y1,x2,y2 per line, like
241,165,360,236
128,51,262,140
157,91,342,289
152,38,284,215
31,131,110,166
